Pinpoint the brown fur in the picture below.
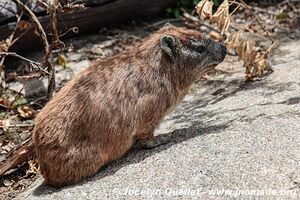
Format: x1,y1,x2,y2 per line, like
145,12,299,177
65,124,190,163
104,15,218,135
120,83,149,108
33,25,226,187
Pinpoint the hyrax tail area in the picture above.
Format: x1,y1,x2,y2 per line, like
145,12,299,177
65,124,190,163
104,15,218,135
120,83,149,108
35,139,103,187
33,24,226,187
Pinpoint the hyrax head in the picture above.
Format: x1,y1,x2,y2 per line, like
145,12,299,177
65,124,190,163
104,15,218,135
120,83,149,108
158,24,226,76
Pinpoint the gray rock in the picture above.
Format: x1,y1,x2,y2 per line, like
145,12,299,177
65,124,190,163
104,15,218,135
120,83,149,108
18,39,300,200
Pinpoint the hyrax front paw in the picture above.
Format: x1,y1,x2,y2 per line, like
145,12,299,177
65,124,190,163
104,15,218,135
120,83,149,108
134,135,170,149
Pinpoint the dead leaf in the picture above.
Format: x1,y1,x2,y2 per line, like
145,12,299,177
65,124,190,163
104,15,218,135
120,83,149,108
210,0,230,34
237,39,254,61
18,21,32,31
26,160,38,177
196,0,214,19
208,31,223,41
195,0,274,80
1,140,15,153
57,54,67,69
0,119,11,131
226,32,240,49
244,40,255,61
0,40,9,52
17,106,36,119
0,97,9,108
3,179,14,187
254,56,268,76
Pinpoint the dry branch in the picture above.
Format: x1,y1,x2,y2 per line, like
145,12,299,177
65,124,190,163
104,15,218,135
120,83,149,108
12,0,57,99
0,138,34,176
0,52,49,74
0,12,23,91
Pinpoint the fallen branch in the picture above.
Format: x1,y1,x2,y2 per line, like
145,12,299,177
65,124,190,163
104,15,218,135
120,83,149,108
0,138,34,176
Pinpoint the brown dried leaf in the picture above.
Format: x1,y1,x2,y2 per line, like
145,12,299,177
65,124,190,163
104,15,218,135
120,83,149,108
237,39,255,62
0,40,9,52
17,106,36,119
226,32,240,49
0,119,10,132
0,97,9,108
1,140,15,153
221,15,231,34
211,0,229,21
211,9,222,23
17,21,31,31
254,57,267,76
3,179,14,187
244,40,255,61
210,0,230,34
208,31,223,41
196,0,208,16
26,160,38,177
236,39,246,60
196,0,214,19
203,1,214,19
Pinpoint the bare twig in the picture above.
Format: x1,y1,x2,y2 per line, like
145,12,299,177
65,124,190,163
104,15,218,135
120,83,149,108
0,52,49,75
36,0,49,10
59,27,79,37
16,73,44,80
0,123,34,128
12,0,49,50
49,1,61,45
0,2,8,12
181,12,223,33
11,27,30,46
239,0,274,43
8,87,24,111
0,13,23,90
0,52,39,66
147,18,184,29
230,4,241,16
45,0,64,99
13,0,57,99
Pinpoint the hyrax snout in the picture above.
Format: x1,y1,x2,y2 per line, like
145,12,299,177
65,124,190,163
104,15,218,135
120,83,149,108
33,24,226,187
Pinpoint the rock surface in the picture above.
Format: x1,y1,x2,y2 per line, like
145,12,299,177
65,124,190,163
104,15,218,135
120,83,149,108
17,39,300,200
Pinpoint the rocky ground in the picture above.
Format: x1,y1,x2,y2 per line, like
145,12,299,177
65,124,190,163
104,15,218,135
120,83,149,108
1,1,300,199
16,26,300,200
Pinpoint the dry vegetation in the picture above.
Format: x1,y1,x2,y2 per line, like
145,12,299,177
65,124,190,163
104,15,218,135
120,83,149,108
196,0,275,80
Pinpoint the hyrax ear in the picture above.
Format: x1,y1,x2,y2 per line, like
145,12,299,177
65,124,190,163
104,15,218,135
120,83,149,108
160,35,177,61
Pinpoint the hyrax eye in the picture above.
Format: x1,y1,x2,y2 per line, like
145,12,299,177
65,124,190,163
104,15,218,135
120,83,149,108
195,45,206,54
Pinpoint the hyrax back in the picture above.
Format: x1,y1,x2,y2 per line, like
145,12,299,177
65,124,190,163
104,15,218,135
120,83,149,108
33,24,226,187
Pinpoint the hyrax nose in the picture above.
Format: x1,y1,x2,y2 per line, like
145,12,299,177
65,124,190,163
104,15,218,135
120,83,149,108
221,44,227,56
214,42,227,61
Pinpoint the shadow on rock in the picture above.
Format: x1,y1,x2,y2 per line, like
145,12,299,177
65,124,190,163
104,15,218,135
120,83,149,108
31,120,230,197
29,75,299,197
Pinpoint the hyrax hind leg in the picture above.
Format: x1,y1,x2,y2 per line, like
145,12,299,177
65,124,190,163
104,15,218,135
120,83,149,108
134,130,170,149
37,142,103,188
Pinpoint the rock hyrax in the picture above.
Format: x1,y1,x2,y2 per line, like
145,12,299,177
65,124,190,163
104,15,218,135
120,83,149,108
33,24,226,187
